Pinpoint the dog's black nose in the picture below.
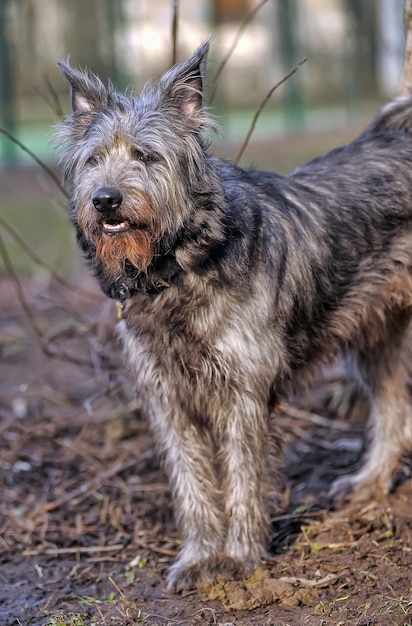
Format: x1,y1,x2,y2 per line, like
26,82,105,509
92,187,123,213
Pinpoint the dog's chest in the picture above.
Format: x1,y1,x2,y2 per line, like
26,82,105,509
120,282,278,392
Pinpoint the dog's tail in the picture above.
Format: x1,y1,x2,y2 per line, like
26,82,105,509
363,95,412,135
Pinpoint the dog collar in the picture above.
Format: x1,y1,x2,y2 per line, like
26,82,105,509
114,274,178,319
116,300,125,320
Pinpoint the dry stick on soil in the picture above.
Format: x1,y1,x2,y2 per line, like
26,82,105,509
235,57,307,164
108,577,145,621
0,128,67,198
23,544,125,556
271,510,325,523
43,454,152,512
171,0,179,66
278,402,354,432
209,0,270,103
279,573,339,588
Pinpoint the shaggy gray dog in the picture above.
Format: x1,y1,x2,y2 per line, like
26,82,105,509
56,42,412,590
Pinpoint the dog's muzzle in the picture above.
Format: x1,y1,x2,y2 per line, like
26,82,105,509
92,186,123,213
92,186,131,234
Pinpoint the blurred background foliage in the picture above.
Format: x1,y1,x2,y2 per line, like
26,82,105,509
0,0,406,162
0,0,407,276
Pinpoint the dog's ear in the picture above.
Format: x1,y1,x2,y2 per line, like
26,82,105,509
160,40,211,119
57,60,108,113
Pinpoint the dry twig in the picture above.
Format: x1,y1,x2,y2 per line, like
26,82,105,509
0,217,75,291
209,0,270,103
0,127,67,197
235,57,307,164
171,0,179,66
278,402,353,432
43,455,151,512
43,72,65,118
23,544,124,556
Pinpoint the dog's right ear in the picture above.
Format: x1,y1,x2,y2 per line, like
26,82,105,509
57,60,107,113
159,40,211,121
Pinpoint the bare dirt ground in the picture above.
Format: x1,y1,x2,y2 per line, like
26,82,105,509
1,136,412,625
2,263,412,626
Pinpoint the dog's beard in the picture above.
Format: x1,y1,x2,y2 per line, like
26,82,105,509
77,193,160,276
96,229,156,274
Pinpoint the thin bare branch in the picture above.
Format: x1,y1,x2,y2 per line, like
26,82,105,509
0,217,75,291
0,127,67,198
209,0,270,103
235,57,307,165
171,0,179,66
23,544,124,556
43,456,146,512
0,232,111,369
0,232,45,340
34,74,65,119
278,401,353,432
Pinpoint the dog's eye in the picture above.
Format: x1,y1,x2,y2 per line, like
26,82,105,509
86,154,99,166
131,147,153,163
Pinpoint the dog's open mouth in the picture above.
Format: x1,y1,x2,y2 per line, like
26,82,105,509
102,218,131,234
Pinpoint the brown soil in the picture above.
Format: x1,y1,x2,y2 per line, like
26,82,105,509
1,272,412,626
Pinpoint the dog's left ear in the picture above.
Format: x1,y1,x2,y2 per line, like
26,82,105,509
57,59,108,114
160,40,211,119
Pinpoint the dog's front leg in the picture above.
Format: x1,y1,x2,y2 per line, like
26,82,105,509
121,327,224,590
154,407,225,591
220,394,269,574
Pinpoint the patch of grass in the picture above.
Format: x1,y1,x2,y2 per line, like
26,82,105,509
44,613,96,626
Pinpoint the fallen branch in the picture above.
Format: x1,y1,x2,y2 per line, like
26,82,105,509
43,455,150,512
23,544,124,556
279,573,339,588
278,401,353,432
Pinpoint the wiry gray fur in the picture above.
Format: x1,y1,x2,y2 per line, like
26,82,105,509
56,42,412,591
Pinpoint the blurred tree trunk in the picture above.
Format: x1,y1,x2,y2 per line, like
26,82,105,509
62,0,121,84
278,0,304,128
402,0,412,94
0,0,16,162
344,0,378,99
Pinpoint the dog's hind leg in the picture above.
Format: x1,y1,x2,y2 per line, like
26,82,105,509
330,309,412,501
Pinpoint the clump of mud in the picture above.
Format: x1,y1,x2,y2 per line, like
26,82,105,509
199,567,318,610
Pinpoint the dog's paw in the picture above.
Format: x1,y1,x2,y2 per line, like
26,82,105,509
329,471,392,505
166,559,214,593
167,555,252,592
328,474,357,505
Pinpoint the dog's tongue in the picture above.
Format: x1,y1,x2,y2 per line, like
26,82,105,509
102,219,130,233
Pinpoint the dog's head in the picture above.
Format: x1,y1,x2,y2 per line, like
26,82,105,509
56,42,217,293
